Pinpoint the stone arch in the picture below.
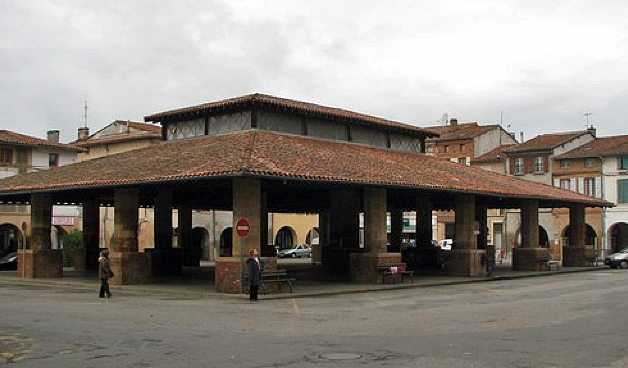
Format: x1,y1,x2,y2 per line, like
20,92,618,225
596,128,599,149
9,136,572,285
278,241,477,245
561,223,597,247
305,227,320,245
51,225,68,250
608,222,628,253
219,227,232,257
275,226,296,250
0,223,22,256
192,226,210,260
515,225,550,247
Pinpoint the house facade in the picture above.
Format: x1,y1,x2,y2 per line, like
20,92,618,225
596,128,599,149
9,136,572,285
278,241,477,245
0,130,83,255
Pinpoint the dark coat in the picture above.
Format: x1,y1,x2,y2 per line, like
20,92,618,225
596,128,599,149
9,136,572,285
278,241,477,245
246,257,261,286
98,256,113,280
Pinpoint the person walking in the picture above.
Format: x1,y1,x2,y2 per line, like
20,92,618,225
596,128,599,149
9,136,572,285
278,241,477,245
98,249,114,298
246,248,261,302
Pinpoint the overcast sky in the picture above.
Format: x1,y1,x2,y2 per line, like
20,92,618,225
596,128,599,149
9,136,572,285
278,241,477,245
1,0,626,143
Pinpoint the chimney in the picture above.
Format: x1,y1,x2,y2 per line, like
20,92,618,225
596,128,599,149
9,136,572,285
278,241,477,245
47,129,60,143
520,131,524,143
78,126,90,140
587,125,597,137
449,118,458,129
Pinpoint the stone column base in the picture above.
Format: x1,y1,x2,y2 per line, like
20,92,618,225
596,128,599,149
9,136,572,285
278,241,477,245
563,247,592,267
512,247,549,271
110,252,151,285
18,249,63,278
215,258,245,294
146,248,182,276
350,252,402,284
445,249,487,277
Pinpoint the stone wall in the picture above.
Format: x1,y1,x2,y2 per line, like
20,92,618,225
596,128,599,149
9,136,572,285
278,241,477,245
18,249,63,278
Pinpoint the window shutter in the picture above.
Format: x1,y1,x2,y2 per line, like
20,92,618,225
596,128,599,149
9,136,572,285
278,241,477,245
595,176,602,198
578,177,585,194
570,178,577,192
554,178,560,188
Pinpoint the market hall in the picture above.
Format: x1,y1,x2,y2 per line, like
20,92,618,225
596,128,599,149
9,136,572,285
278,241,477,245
0,94,611,293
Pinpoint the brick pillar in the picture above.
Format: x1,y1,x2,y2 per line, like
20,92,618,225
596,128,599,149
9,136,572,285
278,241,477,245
179,205,196,267
74,198,100,271
19,193,63,278
564,204,588,267
416,196,433,247
513,199,548,271
447,194,485,276
110,188,150,285
390,208,403,252
476,205,488,250
313,210,329,265
324,189,359,278
151,189,180,275
215,177,262,294
352,187,400,283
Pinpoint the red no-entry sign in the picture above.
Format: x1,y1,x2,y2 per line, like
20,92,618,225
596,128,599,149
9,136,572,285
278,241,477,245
236,218,250,237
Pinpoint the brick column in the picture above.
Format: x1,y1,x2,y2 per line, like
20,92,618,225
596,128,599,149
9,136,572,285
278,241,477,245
447,194,486,276
74,198,100,271
324,189,359,278
513,199,549,271
110,188,150,285
563,204,589,267
416,196,433,247
178,205,196,267
19,193,63,278
151,189,180,275
390,208,403,252
215,177,263,294
352,188,401,283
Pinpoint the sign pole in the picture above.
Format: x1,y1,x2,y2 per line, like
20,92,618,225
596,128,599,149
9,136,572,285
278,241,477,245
236,218,250,293
21,221,27,278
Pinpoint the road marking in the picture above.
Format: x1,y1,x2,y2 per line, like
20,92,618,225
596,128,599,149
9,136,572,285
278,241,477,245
292,298,300,315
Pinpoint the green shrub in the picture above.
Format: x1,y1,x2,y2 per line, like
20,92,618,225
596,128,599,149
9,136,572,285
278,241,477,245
62,230,83,267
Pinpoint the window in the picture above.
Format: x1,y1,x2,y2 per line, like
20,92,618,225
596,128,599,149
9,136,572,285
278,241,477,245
460,144,466,151
514,157,524,174
458,157,467,165
534,156,544,172
1,148,13,164
444,145,451,153
619,156,628,170
584,177,596,197
560,159,571,168
560,179,571,190
585,158,595,167
618,179,628,203
49,153,59,167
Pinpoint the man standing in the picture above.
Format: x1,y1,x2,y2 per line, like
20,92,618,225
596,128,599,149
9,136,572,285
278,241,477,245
246,248,261,301
98,249,114,298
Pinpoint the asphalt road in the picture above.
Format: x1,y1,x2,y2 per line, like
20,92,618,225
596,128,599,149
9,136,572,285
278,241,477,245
1,269,627,368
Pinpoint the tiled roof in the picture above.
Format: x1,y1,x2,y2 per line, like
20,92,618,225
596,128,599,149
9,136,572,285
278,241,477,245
144,93,437,137
425,122,497,141
505,131,591,153
72,121,162,148
473,144,518,163
0,130,84,152
0,130,609,207
554,135,628,159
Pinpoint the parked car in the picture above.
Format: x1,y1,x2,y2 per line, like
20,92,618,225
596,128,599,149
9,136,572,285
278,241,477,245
0,252,18,271
605,247,628,268
277,244,312,258
439,239,453,251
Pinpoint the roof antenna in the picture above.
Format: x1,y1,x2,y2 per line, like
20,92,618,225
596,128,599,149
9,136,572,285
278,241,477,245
83,98,88,128
583,112,592,128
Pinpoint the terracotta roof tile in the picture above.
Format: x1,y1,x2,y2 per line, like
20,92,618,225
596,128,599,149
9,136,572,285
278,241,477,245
0,130,84,152
505,131,592,153
0,130,610,207
425,122,497,141
473,144,518,163
555,135,628,159
144,93,437,137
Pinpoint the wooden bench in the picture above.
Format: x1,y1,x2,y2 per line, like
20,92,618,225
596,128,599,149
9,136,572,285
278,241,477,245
378,264,414,284
245,269,296,293
537,256,560,271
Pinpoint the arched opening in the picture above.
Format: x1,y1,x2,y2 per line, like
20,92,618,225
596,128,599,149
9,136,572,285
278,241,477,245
562,224,597,247
219,227,232,257
192,226,210,260
0,223,22,256
275,226,296,250
609,222,628,253
305,227,320,245
515,226,550,247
